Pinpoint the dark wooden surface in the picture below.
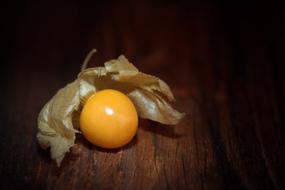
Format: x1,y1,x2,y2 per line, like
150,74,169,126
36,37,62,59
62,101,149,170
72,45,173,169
1,1,285,189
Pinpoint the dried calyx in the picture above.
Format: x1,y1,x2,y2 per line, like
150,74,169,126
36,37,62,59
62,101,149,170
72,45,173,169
37,49,185,166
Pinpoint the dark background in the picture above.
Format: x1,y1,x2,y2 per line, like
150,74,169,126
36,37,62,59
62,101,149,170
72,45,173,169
1,0,285,189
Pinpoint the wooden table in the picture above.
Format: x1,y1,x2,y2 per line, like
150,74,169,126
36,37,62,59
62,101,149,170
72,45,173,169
1,1,285,189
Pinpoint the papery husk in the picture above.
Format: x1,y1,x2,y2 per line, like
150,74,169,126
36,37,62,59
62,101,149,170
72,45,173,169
37,49,185,166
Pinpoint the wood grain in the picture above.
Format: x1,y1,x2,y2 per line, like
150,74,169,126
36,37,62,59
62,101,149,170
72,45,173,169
1,1,285,189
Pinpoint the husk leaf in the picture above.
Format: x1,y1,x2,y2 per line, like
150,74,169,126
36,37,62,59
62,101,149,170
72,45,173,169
37,50,185,166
